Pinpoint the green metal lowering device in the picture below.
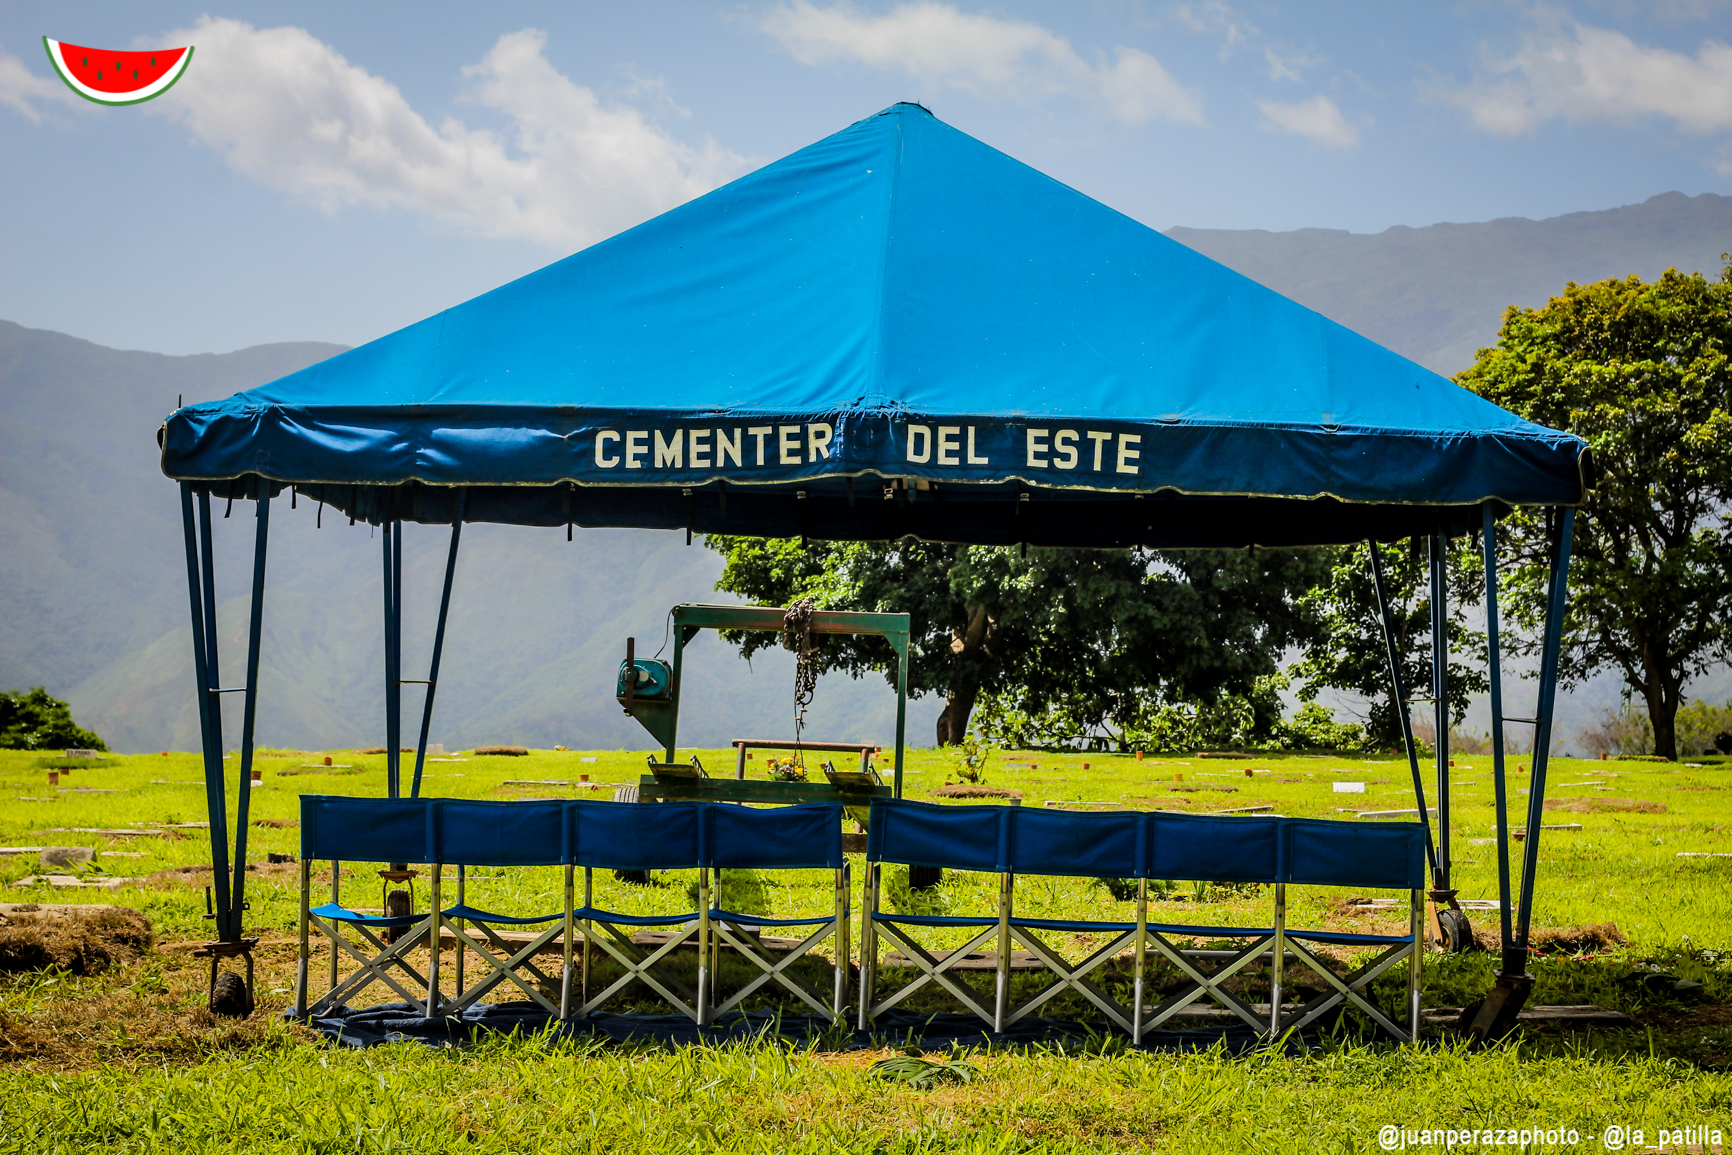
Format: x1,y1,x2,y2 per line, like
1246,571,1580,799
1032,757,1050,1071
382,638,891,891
618,603,909,805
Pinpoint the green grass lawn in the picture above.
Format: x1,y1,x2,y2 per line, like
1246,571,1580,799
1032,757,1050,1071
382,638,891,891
2,744,1730,1152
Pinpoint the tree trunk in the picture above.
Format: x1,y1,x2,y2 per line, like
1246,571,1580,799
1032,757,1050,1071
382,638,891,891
1645,679,1682,761
935,684,980,746
936,603,993,746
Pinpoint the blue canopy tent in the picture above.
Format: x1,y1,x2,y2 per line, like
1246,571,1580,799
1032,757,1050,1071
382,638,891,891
160,104,1583,1035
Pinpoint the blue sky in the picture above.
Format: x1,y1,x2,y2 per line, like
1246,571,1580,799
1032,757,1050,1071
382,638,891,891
3,1,1731,355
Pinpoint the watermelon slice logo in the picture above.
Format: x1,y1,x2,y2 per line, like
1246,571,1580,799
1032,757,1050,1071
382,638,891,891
43,37,193,106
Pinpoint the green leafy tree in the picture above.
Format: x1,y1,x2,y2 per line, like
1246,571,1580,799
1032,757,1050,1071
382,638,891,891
706,537,1330,747
0,687,107,751
1458,264,1732,760
1289,539,1488,749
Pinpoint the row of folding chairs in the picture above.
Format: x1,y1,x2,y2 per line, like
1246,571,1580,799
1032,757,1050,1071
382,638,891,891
860,800,1426,1041
294,796,1426,1040
295,796,849,1025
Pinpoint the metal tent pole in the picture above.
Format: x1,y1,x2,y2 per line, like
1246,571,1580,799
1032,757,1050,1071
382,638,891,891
1464,501,1537,1040
196,491,232,935
1515,508,1575,949
893,645,908,798
383,520,402,798
180,485,229,937
1367,542,1438,881
411,492,466,799
227,486,270,938
1429,534,1451,890
1481,503,1516,961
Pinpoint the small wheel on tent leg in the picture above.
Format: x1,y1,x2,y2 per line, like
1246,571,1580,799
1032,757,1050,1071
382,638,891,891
908,864,943,891
1437,907,1476,953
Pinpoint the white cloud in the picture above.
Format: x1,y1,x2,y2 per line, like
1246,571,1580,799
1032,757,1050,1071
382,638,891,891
0,42,83,121
1258,94,1360,148
1169,1,1255,57
139,18,746,249
760,2,1203,126
1264,48,1302,83
1449,20,1732,136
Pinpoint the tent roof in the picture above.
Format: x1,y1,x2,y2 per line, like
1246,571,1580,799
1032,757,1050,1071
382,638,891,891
160,103,1586,548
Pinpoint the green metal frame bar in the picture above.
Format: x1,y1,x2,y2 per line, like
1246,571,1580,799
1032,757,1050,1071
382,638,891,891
660,603,911,796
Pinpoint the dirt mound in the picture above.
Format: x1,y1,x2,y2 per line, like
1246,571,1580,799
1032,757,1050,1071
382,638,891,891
931,784,1023,799
1531,922,1628,954
1463,919,1627,955
474,745,529,756
1543,797,1666,814
0,904,153,974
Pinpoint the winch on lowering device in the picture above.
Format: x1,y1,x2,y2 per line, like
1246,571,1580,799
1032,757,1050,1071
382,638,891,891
613,602,909,815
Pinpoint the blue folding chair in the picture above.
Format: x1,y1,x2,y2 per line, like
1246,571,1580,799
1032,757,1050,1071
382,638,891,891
570,800,706,1022
1273,819,1425,1041
1138,812,1285,1034
296,795,438,1017
860,800,1014,1030
430,799,574,1019
1000,807,1147,1036
700,803,850,1024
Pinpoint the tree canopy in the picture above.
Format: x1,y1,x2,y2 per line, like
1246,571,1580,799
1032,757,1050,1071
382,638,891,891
1290,538,1487,749
0,687,107,751
1458,262,1732,760
706,538,1331,748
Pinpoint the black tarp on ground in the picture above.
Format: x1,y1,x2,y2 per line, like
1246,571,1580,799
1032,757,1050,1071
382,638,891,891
295,1001,1275,1053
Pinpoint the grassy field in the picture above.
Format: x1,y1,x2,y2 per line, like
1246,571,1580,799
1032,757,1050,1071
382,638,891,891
2,744,1731,1152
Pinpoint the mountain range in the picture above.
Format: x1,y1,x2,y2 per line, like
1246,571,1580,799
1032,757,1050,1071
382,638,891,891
3,190,1729,753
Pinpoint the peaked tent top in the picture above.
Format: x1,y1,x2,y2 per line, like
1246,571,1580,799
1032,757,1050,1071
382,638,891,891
161,103,1586,548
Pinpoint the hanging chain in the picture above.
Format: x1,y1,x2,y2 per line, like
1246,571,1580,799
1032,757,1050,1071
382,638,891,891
783,597,818,769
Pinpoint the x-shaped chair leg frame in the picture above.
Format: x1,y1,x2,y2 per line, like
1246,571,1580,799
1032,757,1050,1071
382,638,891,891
866,919,1000,1027
308,914,434,1015
1005,926,1138,1032
1279,937,1414,1041
1141,930,1272,1030
441,918,566,1016
574,918,700,1020
708,919,839,1021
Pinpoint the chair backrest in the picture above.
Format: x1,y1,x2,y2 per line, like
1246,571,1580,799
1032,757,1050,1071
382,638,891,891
864,801,1426,891
569,800,702,870
703,802,844,870
1147,813,1281,883
1281,818,1425,890
867,799,1009,872
1008,806,1143,878
301,795,432,865
432,799,568,867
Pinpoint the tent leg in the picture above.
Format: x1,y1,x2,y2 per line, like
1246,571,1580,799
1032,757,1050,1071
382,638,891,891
1463,501,1531,1041
1428,534,1451,892
195,490,233,937
181,485,231,938
1516,510,1574,947
229,486,270,939
412,492,466,799
384,521,402,799
1368,542,1439,882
